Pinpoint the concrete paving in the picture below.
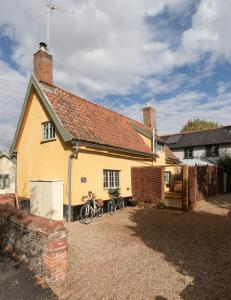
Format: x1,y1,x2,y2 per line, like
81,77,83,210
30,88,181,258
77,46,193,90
0,250,57,300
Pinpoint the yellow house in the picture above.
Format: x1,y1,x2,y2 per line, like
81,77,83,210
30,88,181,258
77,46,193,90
10,43,178,220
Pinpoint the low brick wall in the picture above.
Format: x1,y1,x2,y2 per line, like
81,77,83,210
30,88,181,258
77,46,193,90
0,193,16,206
0,205,68,283
131,166,164,204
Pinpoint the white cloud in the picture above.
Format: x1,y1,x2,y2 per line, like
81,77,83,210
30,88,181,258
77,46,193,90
181,0,231,62
0,0,231,149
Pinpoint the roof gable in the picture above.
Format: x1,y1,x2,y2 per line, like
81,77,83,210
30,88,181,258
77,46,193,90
10,75,73,155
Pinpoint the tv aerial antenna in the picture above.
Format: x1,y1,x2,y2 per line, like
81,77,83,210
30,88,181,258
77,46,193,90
46,1,76,52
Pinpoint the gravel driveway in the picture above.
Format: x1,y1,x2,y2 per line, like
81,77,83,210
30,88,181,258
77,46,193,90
53,194,231,300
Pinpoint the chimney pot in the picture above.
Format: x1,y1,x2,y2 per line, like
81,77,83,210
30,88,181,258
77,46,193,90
39,42,48,52
34,42,53,85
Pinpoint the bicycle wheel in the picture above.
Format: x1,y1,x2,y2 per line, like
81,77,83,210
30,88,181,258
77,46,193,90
96,206,103,217
119,198,125,209
107,200,116,215
80,204,93,224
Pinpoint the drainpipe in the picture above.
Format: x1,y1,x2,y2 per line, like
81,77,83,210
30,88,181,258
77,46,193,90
12,151,19,209
68,142,79,222
152,128,157,162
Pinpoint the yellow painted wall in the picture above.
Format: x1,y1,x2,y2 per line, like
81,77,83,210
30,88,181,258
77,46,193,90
138,132,152,148
16,89,71,202
71,148,154,205
16,87,171,206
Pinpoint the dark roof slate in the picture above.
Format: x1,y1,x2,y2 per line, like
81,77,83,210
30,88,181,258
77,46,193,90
161,126,231,149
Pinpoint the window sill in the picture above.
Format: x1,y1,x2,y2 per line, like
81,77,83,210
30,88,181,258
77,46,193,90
41,138,56,144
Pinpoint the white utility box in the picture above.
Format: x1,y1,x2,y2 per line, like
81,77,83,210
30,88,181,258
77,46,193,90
30,179,63,221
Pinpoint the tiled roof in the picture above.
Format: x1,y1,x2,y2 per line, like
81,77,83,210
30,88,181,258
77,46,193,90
43,84,155,155
161,126,231,149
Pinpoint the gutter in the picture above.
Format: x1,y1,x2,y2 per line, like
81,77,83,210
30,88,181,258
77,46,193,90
67,142,79,222
76,140,157,158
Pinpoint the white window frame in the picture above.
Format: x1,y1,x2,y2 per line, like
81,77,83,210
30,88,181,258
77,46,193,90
0,174,10,189
103,170,120,189
164,171,171,184
184,147,193,159
42,121,56,141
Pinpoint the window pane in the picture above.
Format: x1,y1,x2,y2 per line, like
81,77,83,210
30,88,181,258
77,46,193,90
0,175,3,189
184,148,193,158
103,170,108,188
43,122,55,140
109,171,113,187
103,170,120,188
4,175,10,188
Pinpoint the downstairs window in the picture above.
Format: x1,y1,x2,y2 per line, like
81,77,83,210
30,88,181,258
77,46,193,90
0,174,10,189
103,170,120,189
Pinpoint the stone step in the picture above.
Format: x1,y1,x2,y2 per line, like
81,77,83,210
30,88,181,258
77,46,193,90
165,192,182,199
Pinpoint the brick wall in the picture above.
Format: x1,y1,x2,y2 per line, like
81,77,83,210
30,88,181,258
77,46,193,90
188,165,224,209
131,166,164,204
0,193,16,206
0,205,67,283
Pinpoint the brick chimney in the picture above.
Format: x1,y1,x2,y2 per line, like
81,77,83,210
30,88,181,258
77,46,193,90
143,104,156,129
34,42,53,85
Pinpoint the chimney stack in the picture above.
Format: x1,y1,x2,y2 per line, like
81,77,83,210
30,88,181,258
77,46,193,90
143,104,156,129
34,42,53,85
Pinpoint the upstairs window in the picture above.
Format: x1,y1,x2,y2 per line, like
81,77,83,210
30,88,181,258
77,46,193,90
0,174,10,189
156,142,164,152
103,170,120,189
42,122,55,141
205,145,219,157
184,147,193,159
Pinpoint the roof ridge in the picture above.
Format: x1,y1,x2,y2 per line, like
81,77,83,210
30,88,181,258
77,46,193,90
51,84,152,132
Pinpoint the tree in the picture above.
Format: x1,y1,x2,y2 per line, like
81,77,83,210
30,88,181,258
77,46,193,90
181,118,221,133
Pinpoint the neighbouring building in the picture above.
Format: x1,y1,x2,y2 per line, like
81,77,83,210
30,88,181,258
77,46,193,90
161,126,231,165
0,151,15,194
10,42,178,220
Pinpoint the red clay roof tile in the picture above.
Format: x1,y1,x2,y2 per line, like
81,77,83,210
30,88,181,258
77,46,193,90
43,85,153,154
42,83,178,161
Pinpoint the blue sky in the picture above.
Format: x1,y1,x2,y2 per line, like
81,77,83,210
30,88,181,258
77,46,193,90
0,0,231,150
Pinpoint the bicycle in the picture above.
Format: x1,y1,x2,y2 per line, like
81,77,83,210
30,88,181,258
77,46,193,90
80,192,104,224
115,196,125,210
107,195,124,214
107,196,116,215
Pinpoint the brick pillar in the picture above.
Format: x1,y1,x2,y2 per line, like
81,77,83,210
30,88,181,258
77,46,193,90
160,167,165,201
182,165,189,210
43,228,68,283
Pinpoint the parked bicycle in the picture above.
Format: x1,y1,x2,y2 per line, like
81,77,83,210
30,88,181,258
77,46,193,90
80,191,104,224
107,189,124,214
